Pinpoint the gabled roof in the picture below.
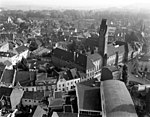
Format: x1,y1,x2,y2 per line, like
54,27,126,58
15,45,28,54
0,87,13,99
107,44,125,57
10,88,24,109
22,91,44,100
86,58,95,70
1,69,14,84
88,53,102,62
33,106,47,117
49,98,65,107
15,71,35,85
76,83,101,112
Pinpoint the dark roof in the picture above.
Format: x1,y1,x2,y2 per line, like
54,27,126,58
101,80,137,117
15,71,36,84
15,45,28,53
49,99,65,107
76,83,101,112
1,69,14,84
0,87,13,98
52,112,78,117
52,48,87,69
79,78,99,87
22,91,44,100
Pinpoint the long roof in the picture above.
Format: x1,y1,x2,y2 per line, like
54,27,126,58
101,80,137,117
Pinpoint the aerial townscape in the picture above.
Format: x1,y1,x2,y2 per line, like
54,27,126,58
0,0,150,117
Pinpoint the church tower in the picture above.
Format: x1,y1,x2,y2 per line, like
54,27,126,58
98,19,108,66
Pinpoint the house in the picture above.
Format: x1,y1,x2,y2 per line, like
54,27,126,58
32,47,50,56
22,91,44,107
14,70,36,86
100,80,137,117
76,79,102,117
49,98,65,110
0,42,13,52
101,66,121,81
107,43,125,66
0,69,15,87
0,69,36,87
14,45,29,59
0,52,16,64
56,69,80,92
54,41,72,51
0,87,13,109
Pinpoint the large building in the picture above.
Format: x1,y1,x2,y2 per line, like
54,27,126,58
51,48,102,81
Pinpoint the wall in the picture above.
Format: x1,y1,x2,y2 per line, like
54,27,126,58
22,99,40,107
57,78,80,91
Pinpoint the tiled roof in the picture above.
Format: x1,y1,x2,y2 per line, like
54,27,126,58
0,87,13,98
107,44,125,57
49,99,65,107
22,91,44,100
76,83,101,112
15,45,28,54
33,106,47,117
1,69,14,84
52,48,87,69
52,112,78,117
15,71,33,83
36,73,47,81
102,80,137,117
86,58,95,70
88,53,102,62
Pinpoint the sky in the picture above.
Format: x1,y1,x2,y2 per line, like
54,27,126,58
0,0,150,10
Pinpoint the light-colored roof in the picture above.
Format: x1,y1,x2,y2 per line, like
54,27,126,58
10,88,24,110
101,80,137,117
88,53,102,62
32,106,46,117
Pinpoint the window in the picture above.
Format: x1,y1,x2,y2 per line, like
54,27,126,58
29,100,31,102
25,100,27,102
34,100,36,103
59,84,61,87
32,88,34,91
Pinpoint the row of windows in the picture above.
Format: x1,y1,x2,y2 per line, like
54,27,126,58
24,99,40,103
58,80,80,87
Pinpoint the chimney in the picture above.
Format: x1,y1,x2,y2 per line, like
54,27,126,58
98,19,108,66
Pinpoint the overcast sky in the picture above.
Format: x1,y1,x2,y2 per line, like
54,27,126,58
0,0,150,10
